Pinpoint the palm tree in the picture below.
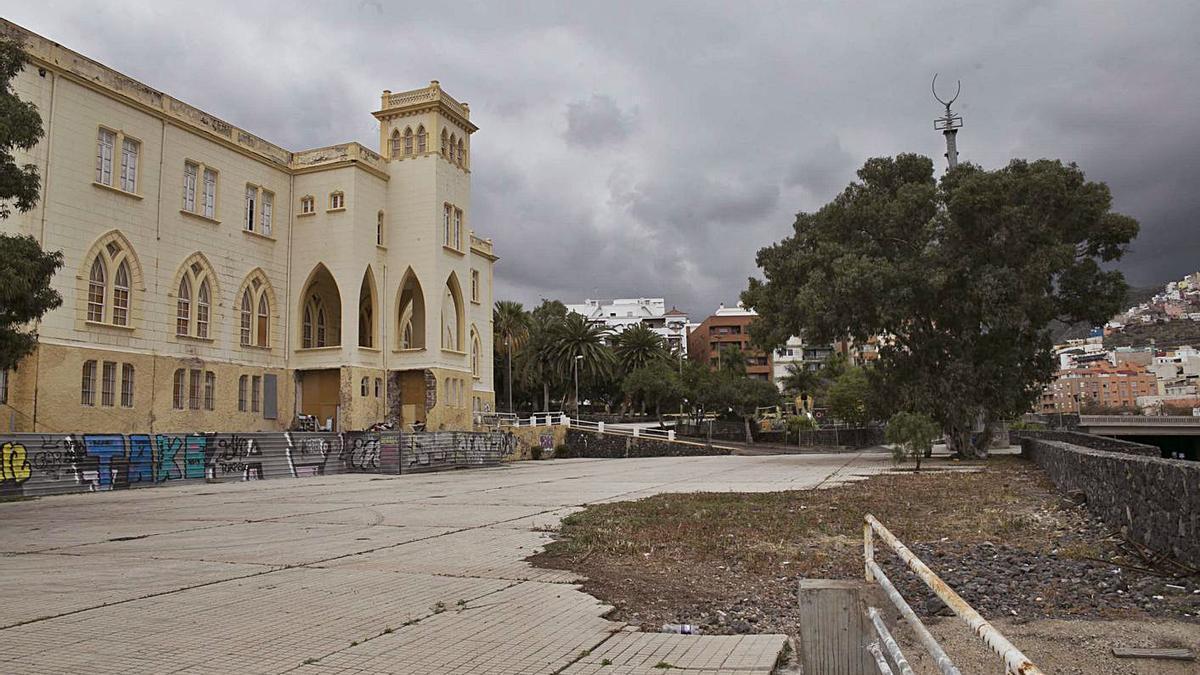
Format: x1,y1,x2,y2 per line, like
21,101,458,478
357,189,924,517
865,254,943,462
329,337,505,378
778,362,819,397
613,323,669,373
549,313,614,413
493,300,530,412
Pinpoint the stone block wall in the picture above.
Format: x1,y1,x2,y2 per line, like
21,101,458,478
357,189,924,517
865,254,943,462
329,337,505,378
1013,430,1159,457
1021,437,1199,565
560,430,730,459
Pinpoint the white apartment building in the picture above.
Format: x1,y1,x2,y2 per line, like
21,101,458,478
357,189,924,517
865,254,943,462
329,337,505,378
565,298,689,355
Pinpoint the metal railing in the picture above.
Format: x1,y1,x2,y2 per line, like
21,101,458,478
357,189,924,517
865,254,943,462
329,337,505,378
863,514,1042,675
1080,414,1200,425
488,412,677,441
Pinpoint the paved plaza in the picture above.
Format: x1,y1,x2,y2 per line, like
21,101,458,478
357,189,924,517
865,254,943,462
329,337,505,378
0,452,889,674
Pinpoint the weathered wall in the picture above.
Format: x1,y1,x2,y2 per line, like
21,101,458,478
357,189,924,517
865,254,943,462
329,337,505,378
0,429,510,497
561,430,730,459
394,430,514,473
502,425,567,461
1021,437,1200,565
1013,429,1160,457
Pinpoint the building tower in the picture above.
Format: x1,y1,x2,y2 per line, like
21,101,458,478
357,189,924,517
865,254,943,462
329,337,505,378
932,74,963,170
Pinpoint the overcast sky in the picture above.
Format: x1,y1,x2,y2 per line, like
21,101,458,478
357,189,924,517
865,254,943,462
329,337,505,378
9,2,1199,317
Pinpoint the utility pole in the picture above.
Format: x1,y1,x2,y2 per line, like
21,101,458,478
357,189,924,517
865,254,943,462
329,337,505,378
932,74,963,170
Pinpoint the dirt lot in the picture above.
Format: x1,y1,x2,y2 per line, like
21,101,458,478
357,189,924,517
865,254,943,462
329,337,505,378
529,456,1200,670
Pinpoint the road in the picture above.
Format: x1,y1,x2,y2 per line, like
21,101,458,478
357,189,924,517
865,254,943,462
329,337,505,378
0,452,891,674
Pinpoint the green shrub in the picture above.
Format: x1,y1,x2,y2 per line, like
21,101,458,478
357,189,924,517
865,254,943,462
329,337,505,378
885,411,940,471
787,415,817,432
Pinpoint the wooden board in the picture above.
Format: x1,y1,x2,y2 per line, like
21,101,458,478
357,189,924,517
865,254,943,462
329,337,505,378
1112,647,1195,660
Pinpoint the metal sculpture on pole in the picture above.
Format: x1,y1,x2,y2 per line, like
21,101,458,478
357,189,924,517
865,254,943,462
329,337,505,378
932,74,963,170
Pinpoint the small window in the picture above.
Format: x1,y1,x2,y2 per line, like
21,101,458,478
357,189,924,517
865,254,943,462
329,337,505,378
202,168,217,218
441,128,448,157
257,295,270,347
377,211,384,246
261,190,273,236
470,269,480,303
374,377,382,398
96,129,115,186
204,371,215,411
0,369,7,405
390,130,402,157
81,360,97,406
240,289,253,346
183,162,198,212
177,276,191,336
457,138,465,167
403,127,413,156
87,257,106,322
329,191,345,210
443,204,452,247
245,185,257,232
416,125,427,153
453,208,463,250
120,138,139,192
189,369,202,410
251,375,261,412
238,375,248,412
300,195,315,214
121,364,134,408
172,369,185,409
112,262,130,326
361,377,369,397
101,361,116,407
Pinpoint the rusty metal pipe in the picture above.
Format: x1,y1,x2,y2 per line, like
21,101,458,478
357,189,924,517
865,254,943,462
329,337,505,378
867,606,915,675
867,641,896,675
867,559,961,675
865,514,1043,675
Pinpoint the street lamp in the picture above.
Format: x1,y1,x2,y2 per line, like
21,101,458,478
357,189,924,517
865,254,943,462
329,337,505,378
574,354,583,417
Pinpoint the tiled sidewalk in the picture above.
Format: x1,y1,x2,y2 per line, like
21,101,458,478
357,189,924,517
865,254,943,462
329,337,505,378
0,452,888,673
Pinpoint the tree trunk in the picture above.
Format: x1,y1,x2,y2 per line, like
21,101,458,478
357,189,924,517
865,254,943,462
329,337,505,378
744,416,754,444
542,382,550,412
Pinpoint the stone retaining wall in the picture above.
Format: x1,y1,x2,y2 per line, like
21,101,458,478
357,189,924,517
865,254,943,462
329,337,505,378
1020,437,1199,565
1012,430,1159,456
560,430,731,459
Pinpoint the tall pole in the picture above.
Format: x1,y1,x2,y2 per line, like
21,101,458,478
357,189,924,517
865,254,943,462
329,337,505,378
932,74,963,171
505,334,513,413
573,354,582,416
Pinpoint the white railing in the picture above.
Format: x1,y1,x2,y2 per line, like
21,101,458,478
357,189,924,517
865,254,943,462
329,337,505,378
863,515,1042,675
1080,414,1200,425
493,413,676,441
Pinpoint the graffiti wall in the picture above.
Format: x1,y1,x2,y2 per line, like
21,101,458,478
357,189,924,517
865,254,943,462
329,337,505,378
396,431,515,473
0,430,508,497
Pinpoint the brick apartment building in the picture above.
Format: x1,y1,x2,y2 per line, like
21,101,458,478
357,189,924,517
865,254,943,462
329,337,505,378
686,303,772,380
1040,366,1158,413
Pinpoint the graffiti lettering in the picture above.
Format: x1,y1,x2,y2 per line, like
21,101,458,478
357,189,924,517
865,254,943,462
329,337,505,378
0,431,508,495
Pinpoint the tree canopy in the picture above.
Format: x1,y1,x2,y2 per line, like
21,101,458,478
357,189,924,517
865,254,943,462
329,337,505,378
0,37,62,371
743,154,1138,457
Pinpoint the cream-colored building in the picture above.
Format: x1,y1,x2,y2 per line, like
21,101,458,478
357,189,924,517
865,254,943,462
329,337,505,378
0,20,496,433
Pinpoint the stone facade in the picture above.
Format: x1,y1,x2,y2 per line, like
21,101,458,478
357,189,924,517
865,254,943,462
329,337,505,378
0,20,496,433
1021,437,1200,565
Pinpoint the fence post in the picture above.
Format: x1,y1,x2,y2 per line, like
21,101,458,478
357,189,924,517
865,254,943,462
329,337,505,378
633,427,640,438
864,520,875,582
668,430,675,441
598,421,605,434
563,415,571,428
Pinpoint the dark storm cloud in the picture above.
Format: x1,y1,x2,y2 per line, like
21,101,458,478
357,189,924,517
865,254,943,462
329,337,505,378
9,1,1200,315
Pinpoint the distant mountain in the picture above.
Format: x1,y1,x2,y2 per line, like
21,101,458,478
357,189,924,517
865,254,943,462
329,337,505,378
1049,285,1161,343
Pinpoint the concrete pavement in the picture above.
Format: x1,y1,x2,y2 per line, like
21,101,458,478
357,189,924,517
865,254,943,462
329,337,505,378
0,452,891,674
